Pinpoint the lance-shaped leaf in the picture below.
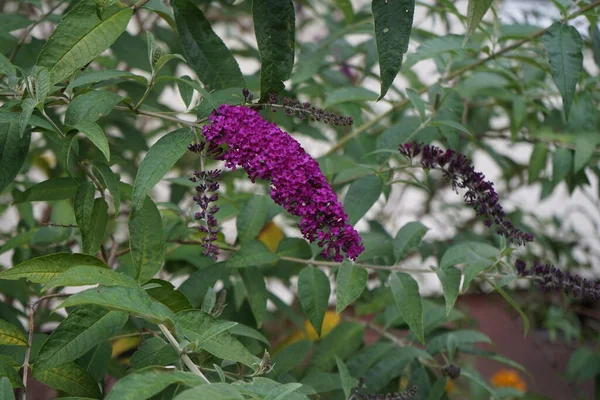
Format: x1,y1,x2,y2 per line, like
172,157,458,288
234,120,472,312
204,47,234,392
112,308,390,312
106,369,207,400
390,272,424,344
129,196,165,283
240,267,268,327
13,177,78,203
542,22,584,120
343,174,382,226
0,320,27,347
0,356,23,389
173,0,245,90
336,263,368,313
131,127,194,214
0,123,30,194
0,253,108,284
372,0,415,99
56,285,175,326
93,163,121,214
298,266,331,337
0,377,14,400
464,0,493,44
43,266,139,292
36,0,132,85
253,0,295,100
33,362,100,398
393,221,428,262
34,306,128,373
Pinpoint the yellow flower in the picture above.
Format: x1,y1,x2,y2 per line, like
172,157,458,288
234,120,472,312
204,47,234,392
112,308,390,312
490,369,527,392
257,221,284,252
274,311,341,352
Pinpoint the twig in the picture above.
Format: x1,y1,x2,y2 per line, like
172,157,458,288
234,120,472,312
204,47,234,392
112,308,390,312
21,293,71,399
158,324,210,384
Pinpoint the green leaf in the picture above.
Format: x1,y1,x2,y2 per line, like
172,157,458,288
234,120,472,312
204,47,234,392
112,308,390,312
177,76,195,109
106,369,207,400
146,280,193,314
406,88,426,120
240,267,268,328
0,356,23,389
19,98,37,138
225,240,280,268
372,0,415,99
175,310,261,369
237,195,270,243
34,306,128,373
43,266,139,292
528,143,548,183
74,181,95,235
131,127,194,214
253,0,295,100
542,22,584,119
13,177,78,203
323,87,378,109
0,320,26,347
57,286,175,326
462,248,496,290
78,341,111,383
263,383,304,400
335,356,353,399
36,0,132,85
271,340,312,376
461,368,499,398
153,53,186,75
429,119,471,136
92,163,120,214
74,181,108,256
489,280,530,336
334,0,354,22
574,133,600,173
0,253,107,284
427,377,448,400
173,0,245,90
34,363,100,398
0,377,15,400
236,378,308,400
73,122,110,162
129,196,166,283
436,265,461,315
0,53,16,77
298,266,331,337
335,263,368,313
393,221,428,262
310,322,364,372
67,70,146,89
175,383,244,400
464,0,493,44
0,123,30,194
390,272,424,344
129,338,178,370
426,330,491,354
552,147,573,183
343,175,382,225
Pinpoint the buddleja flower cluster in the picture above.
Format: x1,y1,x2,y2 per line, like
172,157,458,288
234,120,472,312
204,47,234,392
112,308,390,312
399,143,534,246
244,91,353,126
188,143,222,260
202,104,364,261
516,259,600,300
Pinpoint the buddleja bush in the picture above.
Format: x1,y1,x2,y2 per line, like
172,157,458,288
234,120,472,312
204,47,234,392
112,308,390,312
0,0,599,399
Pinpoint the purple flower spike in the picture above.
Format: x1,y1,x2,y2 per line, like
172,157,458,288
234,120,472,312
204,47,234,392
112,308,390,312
202,105,364,261
399,143,534,246
516,259,600,300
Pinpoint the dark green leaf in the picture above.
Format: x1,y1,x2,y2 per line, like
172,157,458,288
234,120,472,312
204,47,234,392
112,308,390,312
33,362,100,398
174,383,244,400
129,196,166,283
57,286,175,326
0,356,23,389
552,147,573,183
372,0,415,99
0,320,26,347
225,240,280,268
343,175,382,225
175,310,260,369
323,87,377,109
574,133,600,173
0,253,107,284
13,177,78,203
393,221,428,262
253,0,295,100
335,356,354,399
271,340,312,376
65,91,122,127
240,267,268,328
464,0,493,44
67,70,146,89
131,127,194,214
173,0,245,90
105,369,207,400
298,266,330,336
0,123,30,194
43,266,139,291
426,330,491,354
0,376,14,400
528,143,548,183
129,337,178,370
334,0,354,22
335,263,367,313
542,22,584,119
146,279,193,314
390,272,424,344
237,195,270,243
36,0,132,84
436,265,461,315
310,322,364,372
92,163,120,214
34,306,128,373
19,98,36,138
73,122,110,162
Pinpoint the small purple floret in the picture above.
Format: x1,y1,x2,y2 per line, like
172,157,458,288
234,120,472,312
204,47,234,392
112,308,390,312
202,105,364,261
